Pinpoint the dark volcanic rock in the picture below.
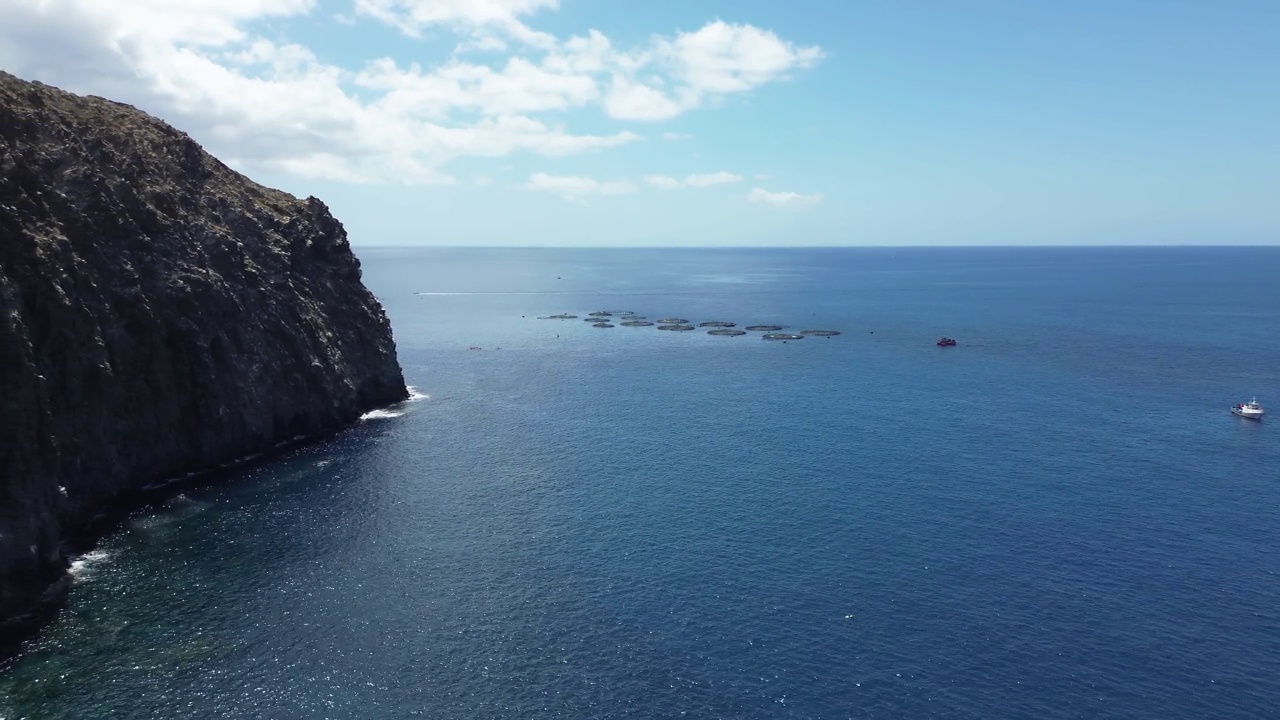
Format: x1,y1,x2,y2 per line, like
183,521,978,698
0,72,408,642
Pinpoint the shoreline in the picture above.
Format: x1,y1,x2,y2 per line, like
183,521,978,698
0,390,411,667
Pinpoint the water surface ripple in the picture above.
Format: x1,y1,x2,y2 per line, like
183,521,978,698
3,247,1278,719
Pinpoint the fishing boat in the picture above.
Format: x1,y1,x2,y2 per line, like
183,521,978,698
936,337,957,347
1231,397,1264,420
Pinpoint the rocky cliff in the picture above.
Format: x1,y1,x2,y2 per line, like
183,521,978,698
0,72,408,643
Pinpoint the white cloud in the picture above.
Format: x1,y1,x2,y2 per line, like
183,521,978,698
600,77,681,121
643,172,741,189
356,56,601,118
684,171,742,187
591,22,822,122
524,172,638,203
662,131,692,141
663,21,823,96
747,187,824,207
644,175,682,190
354,0,559,48
0,1,819,185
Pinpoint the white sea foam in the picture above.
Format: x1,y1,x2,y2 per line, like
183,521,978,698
68,549,112,582
359,387,428,421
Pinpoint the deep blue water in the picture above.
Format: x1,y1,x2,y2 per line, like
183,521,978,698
2,247,1279,719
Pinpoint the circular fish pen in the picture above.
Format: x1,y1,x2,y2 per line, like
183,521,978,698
745,325,784,332
541,314,578,319
698,321,736,328
762,333,804,341
592,323,615,328
707,329,747,337
588,311,612,317
657,318,689,324
800,330,841,337
657,324,695,331
621,321,655,327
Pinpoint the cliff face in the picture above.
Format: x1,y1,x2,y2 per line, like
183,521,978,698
0,72,408,637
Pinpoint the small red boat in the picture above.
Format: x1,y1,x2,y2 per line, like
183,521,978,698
936,337,957,347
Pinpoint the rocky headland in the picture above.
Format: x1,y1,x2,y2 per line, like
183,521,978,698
0,72,408,647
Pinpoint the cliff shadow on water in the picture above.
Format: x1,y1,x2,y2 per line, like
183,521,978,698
0,71,408,656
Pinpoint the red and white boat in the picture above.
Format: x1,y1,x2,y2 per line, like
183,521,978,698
1231,397,1264,420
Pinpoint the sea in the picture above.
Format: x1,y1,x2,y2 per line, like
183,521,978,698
2,246,1278,719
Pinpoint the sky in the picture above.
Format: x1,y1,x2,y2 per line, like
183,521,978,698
1,0,1278,247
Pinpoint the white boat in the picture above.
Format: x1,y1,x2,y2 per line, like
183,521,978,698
1231,397,1264,420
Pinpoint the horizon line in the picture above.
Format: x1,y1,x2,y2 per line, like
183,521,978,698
350,243,1280,250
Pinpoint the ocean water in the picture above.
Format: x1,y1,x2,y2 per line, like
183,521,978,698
2,247,1279,719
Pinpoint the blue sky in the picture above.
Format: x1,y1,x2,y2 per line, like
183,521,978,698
2,0,1278,246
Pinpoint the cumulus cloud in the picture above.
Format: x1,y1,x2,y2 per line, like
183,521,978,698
602,75,686,121
355,55,601,118
524,172,638,203
644,175,683,190
664,21,823,96
598,20,824,120
643,172,741,189
0,1,820,185
662,131,693,141
747,187,824,208
354,0,559,48
684,171,742,187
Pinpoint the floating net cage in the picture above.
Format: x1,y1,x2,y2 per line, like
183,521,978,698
536,313,836,341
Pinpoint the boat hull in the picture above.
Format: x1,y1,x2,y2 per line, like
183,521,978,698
1231,408,1263,420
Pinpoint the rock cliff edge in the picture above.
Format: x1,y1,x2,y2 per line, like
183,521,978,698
0,72,408,643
